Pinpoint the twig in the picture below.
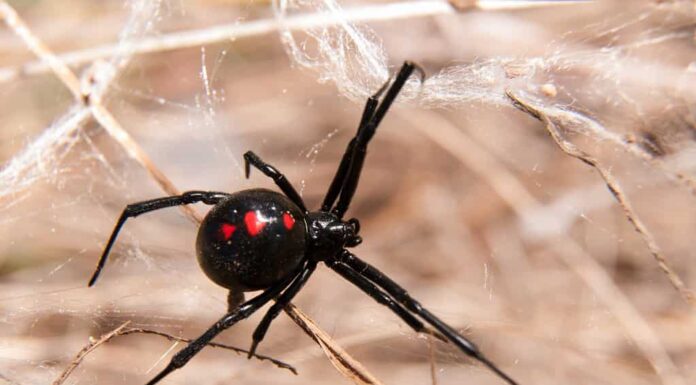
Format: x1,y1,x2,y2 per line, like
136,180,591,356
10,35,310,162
118,327,297,374
0,2,126,204
538,96,696,196
284,303,384,385
52,321,132,385
88,99,201,224
428,337,439,385
449,0,591,11
507,90,695,307
52,322,297,385
0,1,81,98
406,110,687,385
0,0,589,84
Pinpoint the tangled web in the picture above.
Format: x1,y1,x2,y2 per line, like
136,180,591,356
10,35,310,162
1,0,695,385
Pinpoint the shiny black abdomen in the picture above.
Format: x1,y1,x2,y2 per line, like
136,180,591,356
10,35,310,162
196,188,306,291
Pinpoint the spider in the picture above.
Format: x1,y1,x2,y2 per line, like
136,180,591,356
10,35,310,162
88,62,518,385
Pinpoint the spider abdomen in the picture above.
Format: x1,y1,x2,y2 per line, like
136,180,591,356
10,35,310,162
196,188,306,291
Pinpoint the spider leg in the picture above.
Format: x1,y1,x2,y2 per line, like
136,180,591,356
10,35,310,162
244,151,307,213
335,251,519,385
247,260,318,358
326,260,445,341
331,61,424,218
88,191,231,287
321,83,384,211
145,270,298,385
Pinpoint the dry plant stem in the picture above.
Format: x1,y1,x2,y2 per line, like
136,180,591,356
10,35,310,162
0,2,121,204
407,110,686,385
52,322,297,385
0,0,587,84
0,1,453,83
428,338,438,385
52,321,132,385
546,101,696,197
507,91,696,307
284,303,384,385
1,2,378,383
448,0,591,12
0,1,81,98
118,327,297,374
88,100,201,224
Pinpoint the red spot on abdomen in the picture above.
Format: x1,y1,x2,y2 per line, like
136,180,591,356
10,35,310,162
219,223,236,240
283,212,295,230
245,211,267,236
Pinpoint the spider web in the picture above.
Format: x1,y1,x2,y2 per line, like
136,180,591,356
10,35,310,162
1,1,695,385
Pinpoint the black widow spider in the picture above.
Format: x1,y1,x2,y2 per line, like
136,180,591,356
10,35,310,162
88,62,519,385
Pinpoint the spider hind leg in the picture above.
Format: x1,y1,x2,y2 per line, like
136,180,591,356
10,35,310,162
145,270,299,385
333,251,519,385
247,261,317,358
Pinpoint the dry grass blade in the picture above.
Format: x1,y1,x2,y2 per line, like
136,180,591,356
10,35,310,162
52,321,132,385
507,90,696,307
284,303,384,385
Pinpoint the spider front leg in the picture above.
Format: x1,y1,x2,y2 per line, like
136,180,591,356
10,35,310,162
320,83,383,211
244,151,307,213
88,191,231,286
335,251,519,385
145,269,299,385
330,62,424,218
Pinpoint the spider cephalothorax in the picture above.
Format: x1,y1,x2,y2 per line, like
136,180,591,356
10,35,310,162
88,62,519,385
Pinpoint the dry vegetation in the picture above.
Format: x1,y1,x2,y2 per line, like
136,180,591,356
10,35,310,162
1,0,695,385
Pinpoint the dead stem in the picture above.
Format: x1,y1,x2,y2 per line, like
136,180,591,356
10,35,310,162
1,2,377,384
449,0,592,12
428,337,439,385
0,1,590,85
117,327,297,374
507,90,695,307
0,1,81,98
406,109,687,385
284,303,384,385
52,322,297,385
52,321,132,385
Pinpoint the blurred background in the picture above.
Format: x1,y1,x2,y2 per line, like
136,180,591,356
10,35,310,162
1,0,695,384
